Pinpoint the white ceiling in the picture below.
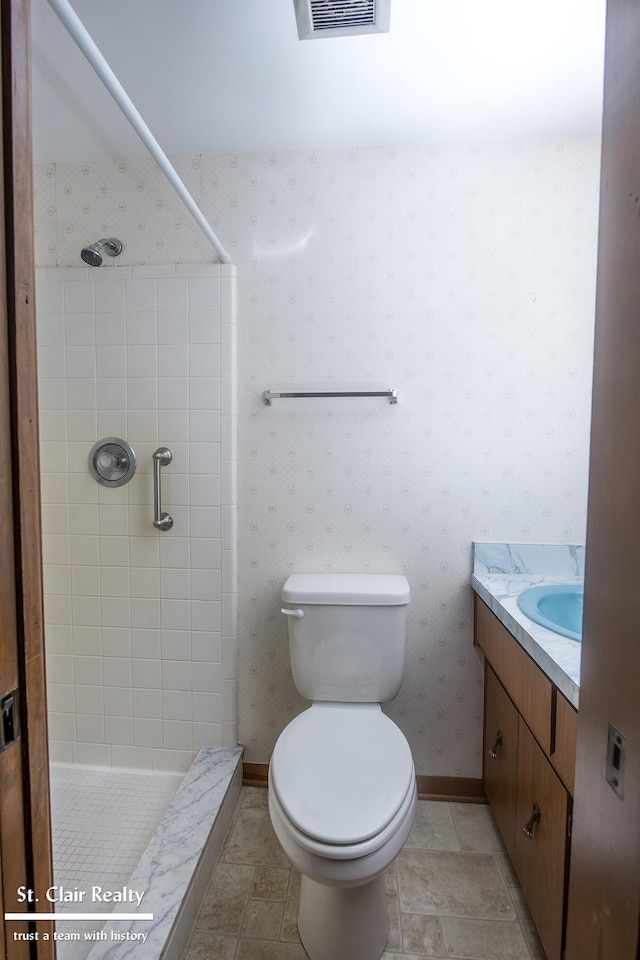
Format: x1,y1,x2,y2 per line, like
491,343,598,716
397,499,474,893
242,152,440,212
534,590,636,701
31,0,606,166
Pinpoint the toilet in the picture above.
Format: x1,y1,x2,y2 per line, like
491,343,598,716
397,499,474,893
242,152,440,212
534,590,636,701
268,573,417,960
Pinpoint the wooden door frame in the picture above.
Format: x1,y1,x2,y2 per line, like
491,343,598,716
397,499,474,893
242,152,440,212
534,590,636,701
565,0,640,956
1,0,55,957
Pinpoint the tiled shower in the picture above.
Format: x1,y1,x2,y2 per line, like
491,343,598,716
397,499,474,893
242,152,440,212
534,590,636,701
37,262,238,772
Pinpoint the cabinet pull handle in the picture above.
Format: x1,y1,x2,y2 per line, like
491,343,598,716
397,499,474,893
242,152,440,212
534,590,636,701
522,801,541,839
488,729,503,759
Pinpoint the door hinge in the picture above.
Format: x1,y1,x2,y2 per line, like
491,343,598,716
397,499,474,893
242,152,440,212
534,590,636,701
1,689,21,751
567,812,573,840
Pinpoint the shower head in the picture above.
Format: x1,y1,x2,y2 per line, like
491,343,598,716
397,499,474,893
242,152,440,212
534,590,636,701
81,237,123,266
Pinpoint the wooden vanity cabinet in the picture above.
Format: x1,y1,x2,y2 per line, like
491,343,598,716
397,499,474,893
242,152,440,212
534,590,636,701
475,595,576,960
483,664,518,860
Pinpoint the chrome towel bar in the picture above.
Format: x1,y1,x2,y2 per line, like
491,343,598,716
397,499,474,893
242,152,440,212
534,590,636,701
263,388,397,405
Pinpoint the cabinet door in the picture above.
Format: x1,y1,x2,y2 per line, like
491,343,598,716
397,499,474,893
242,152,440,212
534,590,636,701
483,665,519,860
515,716,570,960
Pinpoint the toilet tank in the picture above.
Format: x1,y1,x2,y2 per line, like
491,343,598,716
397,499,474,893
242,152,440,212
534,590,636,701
281,573,410,703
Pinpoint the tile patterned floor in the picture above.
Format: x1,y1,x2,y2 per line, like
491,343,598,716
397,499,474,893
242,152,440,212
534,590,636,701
183,788,547,960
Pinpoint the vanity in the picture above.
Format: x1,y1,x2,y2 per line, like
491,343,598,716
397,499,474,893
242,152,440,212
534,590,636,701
471,543,583,960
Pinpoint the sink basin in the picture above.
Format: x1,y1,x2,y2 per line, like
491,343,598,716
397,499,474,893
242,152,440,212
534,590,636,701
517,584,583,642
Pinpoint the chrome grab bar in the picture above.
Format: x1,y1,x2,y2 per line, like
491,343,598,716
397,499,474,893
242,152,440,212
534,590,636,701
152,447,173,531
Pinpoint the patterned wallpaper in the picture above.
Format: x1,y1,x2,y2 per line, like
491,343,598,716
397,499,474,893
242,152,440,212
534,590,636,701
34,135,600,776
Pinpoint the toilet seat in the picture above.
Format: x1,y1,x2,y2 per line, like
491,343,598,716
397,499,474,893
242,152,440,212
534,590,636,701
270,704,415,848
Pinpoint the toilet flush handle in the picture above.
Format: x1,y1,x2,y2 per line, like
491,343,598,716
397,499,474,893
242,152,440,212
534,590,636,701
281,608,305,619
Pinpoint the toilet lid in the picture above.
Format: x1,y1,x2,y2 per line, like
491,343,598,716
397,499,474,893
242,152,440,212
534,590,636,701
270,706,415,845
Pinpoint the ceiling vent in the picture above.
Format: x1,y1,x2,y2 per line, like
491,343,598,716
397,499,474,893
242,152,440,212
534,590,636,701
293,0,391,40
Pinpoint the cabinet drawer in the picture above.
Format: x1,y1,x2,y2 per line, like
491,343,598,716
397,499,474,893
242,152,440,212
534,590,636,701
552,691,578,794
475,596,553,754
515,716,570,960
483,665,518,860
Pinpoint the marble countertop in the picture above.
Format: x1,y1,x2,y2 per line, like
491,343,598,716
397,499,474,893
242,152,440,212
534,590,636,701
471,543,583,709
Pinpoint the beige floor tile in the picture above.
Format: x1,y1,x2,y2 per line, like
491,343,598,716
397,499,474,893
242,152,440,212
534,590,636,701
404,801,460,852
243,786,270,810
182,932,237,960
281,869,302,942
400,912,446,955
381,953,447,960
195,862,254,935
241,899,285,939
440,916,531,959
520,917,547,960
385,874,403,951
450,803,506,854
397,850,515,920
252,864,291,900
224,808,291,867
495,852,519,886
235,940,309,959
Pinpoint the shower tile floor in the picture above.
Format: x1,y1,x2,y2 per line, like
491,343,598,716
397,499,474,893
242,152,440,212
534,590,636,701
50,764,184,960
183,788,547,960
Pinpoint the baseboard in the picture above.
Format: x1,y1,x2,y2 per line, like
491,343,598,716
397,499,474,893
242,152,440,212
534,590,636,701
415,775,486,804
243,762,486,804
243,761,269,788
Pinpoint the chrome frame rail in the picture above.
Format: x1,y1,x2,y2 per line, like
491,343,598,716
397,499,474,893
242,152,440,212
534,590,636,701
263,388,398,405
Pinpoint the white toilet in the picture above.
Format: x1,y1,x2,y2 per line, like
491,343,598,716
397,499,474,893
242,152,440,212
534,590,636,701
268,573,417,960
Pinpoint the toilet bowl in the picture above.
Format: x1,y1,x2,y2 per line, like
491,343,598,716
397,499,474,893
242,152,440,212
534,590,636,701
270,574,416,960
269,703,417,960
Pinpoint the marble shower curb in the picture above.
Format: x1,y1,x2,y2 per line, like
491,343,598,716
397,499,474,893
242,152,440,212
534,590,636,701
86,746,244,960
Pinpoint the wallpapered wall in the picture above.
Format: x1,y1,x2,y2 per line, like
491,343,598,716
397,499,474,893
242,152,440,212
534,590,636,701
34,135,600,776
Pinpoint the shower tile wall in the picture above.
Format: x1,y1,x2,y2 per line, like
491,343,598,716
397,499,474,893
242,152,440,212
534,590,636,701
37,263,237,771
34,135,600,778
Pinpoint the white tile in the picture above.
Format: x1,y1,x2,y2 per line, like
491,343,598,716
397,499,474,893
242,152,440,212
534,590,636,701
126,311,157,345
127,377,158,409
101,597,131,628
102,626,132,657
95,279,126,313
131,597,161,630
157,278,189,311
96,344,126,378
96,311,126,345
103,686,133,716
132,630,161,660
75,715,105,743
163,690,191,721
160,568,190,600
159,377,189,409
65,314,95,346
38,345,66,377
188,309,221,344
74,685,104,715
159,343,189,377
64,280,94,313
126,278,157,312
189,343,220,377
189,376,220,409
133,659,162,690
161,630,191,661
162,720,193,750
135,717,163,748
158,310,189,344
188,277,221,310
127,344,157,377
68,473,97,505
105,716,134,744
191,600,221,633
